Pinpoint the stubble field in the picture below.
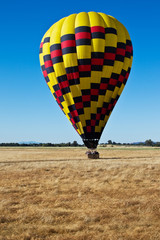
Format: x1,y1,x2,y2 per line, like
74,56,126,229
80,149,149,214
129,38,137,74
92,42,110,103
0,146,160,240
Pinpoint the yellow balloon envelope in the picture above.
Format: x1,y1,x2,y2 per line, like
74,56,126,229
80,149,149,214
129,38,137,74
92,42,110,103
39,12,133,149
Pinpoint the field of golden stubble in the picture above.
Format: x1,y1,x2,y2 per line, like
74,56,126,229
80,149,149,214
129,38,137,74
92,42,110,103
0,146,160,240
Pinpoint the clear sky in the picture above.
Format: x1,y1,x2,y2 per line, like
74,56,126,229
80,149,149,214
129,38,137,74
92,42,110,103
0,0,160,144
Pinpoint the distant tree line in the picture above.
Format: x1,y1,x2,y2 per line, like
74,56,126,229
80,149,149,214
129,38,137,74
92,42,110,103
0,141,82,147
100,139,160,147
0,139,160,147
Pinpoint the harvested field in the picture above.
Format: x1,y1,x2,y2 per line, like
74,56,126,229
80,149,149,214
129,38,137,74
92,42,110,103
0,146,160,240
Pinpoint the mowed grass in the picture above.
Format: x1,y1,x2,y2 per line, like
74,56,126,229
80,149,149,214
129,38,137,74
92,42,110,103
0,147,160,240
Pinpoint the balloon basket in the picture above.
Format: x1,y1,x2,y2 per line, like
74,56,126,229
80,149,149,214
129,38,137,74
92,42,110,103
85,150,99,159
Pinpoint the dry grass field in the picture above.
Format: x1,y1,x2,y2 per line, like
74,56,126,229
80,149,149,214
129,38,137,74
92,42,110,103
0,146,160,240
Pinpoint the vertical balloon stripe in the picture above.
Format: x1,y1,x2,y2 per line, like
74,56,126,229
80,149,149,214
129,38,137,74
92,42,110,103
94,13,117,134
87,12,105,139
75,12,92,139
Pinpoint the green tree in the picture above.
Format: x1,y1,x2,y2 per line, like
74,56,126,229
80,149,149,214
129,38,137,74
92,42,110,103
145,139,153,146
72,141,78,147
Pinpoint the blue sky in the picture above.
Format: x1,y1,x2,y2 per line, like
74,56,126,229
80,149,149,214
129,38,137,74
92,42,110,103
0,0,160,144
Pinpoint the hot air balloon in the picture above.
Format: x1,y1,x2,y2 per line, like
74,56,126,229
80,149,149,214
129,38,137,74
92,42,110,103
39,12,133,157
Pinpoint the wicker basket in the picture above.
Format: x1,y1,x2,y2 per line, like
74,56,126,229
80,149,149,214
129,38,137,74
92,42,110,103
87,152,99,159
